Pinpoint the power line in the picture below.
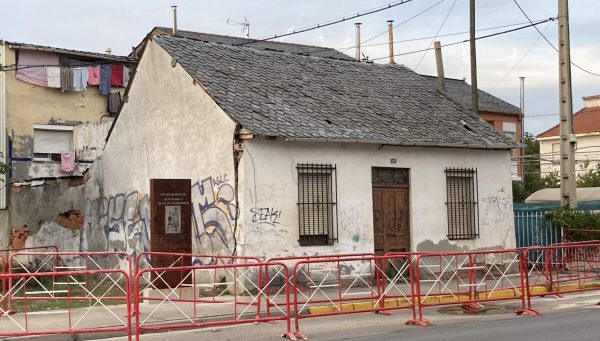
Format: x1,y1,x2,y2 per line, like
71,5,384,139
371,18,554,61
513,0,600,77
414,0,457,70
235,0,416,47
488,21,553,92
345,0,448,52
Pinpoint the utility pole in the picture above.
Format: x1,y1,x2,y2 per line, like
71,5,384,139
558,0,577,208
469,0,479,115
519,76,525,183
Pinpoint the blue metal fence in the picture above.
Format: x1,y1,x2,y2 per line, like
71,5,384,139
514,210,562,248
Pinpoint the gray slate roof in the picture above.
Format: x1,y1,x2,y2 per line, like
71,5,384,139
153,27,354,61
421,75,520,115
8,42,131,63
154,35,514,149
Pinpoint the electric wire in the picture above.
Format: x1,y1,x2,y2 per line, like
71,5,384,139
488,21,553,92
234,0,417,47
370,18,554,61
341,0,448,53
414,0,457,70
513,0,600,77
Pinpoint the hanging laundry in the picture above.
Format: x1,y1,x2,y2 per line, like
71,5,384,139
60,151,75,173
72,67,88,91
107,92,121,114
60,67,74,92
123,66,130,87
15,50,58,87
99,64,111,95
110,64,124,86
46,67,61,88
87,65,100,85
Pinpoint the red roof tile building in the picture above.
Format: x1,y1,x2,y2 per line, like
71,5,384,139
537,95,600,174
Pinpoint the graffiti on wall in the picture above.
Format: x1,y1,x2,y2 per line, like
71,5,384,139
83,175,239,265
250,207,281,226
83,191,150,259
191,175,239,265
481,187,514,246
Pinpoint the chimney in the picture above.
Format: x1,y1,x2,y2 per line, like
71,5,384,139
171,5,178,36
104,48,112,55
582,95,600,108
387,20,395,64
355,23,362,62
434,41,446,92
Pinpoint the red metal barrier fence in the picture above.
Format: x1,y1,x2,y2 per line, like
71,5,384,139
521,243,600,312
0,254,5,316
289,254,420,339
135,261,294,340
411,249,538,324
0,251,131,339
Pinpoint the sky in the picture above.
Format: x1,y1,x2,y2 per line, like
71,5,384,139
1,0,598,136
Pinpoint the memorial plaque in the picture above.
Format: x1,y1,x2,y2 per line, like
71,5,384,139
150,179,192,288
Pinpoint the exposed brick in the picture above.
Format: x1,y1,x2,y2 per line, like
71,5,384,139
10,227,29,249
57,210,84,230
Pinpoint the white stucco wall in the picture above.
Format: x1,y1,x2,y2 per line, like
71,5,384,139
539,134,600,175
83,39,238,260
239,139,515,260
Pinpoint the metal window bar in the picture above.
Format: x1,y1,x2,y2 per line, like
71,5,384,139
297,163,338,246
445,167,479,240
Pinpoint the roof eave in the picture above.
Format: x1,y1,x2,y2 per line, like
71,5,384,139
280,136,512,150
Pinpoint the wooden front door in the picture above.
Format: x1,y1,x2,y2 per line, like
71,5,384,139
372,168,410,255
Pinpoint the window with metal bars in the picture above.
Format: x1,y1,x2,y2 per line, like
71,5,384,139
297,163,338,246
445,167,479,240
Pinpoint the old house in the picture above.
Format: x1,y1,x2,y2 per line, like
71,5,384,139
0,41,133,251
421,76,523,180
537,95,600,174
82,30,516,262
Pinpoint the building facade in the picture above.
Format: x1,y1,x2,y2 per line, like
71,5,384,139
0,41,132,251
82,32,516,262
537,95,600,175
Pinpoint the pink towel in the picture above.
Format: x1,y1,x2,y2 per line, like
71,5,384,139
15,50,59,87
87,65,100,85
60,152,75,172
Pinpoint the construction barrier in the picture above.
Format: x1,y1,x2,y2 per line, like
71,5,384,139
521,243,600,312
0,251,131,339
411,249,538,324
135,261,295,340
289,254,420,339
265,253,376,320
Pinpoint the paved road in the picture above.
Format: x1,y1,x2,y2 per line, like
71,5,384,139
346,307,600,341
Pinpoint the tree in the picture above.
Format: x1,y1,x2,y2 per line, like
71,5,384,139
512,132,560,202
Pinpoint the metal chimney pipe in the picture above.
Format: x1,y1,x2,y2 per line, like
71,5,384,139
355,23,362,62
171,5,178,36
387,20,395,64
104,48,112,55
434,41,446,92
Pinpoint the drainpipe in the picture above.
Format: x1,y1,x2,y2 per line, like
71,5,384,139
434,41,446,92
171,6,178,36
355,23,362,62
0,44,7,209
387,20,395,64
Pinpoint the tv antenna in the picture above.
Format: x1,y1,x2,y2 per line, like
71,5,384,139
227,17,250,38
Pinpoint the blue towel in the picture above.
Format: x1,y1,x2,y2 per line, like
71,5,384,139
99,65,111,95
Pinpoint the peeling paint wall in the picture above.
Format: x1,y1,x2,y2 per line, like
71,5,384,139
7,178,84,253
82,39,237,263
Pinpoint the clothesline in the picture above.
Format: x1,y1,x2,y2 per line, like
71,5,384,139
13,49,131,94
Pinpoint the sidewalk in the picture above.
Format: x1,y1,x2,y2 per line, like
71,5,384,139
2,289,599,341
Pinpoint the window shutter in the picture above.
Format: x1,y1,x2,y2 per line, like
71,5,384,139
34,129,73,154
